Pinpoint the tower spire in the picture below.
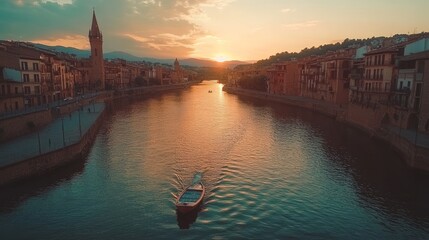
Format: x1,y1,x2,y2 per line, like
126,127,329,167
89,9,102,39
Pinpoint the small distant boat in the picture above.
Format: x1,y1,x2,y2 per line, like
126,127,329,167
176,182,205,213
208,90,212,93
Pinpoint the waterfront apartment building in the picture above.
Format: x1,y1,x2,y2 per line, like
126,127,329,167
267,60,299,96
19,57,42,107
300,49,354,105
323,51,354,105
299,56,322,99
392,38,429,132
0,51,24,113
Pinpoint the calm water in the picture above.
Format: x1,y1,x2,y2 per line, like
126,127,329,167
1,80,429,239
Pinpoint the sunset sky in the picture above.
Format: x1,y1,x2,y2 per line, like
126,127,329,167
1,0,428,61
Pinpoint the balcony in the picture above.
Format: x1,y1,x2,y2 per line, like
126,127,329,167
0,93,24,99
393,87,411,95
327,63,336,69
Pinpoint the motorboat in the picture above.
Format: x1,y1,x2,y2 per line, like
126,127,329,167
176,172,205,213
176,182,205,213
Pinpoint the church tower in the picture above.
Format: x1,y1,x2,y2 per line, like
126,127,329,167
88,10,105,90
174,58,181,71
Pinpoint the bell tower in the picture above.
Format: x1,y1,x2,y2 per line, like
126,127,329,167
88,9,105,90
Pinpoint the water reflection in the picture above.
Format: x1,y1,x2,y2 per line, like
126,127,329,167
0,157,86,213
2,81,429,239
176,207,201,229
236,94,429,233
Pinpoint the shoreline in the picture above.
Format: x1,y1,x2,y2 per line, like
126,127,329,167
223,86,429,172
0,82,198,185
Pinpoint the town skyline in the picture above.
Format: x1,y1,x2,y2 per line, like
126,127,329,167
1,0,428,62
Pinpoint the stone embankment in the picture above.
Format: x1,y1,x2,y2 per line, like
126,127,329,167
223,86,429,172
0,82,197,185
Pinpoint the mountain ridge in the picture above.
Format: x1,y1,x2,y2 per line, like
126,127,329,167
31,43,248,68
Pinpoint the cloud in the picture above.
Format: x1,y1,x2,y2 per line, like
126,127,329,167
0,0,236,58
284,20,320,30
33,34,89,49
13,0,73,6
281,8,296,13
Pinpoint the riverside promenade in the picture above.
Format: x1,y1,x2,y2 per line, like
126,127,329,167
0,82,198,185
0,102,104,168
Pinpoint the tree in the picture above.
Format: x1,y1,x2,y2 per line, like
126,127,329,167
238,75,268,92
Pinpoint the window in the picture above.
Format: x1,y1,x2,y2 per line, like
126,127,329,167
34,86,40,94
34,74,40,82
24,86,31,94
1,85,4,95
23,74,30,82
7,85,10,94
416,83,422,97
417,60,425,74
382,55,385,65
380,69,384,80
15,102,18,110
33,63,39,71
15,87,18,94
21,61,28,70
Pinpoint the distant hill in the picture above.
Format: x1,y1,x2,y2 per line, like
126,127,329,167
31,43,248,68
255,33,428,67
33,44,90,58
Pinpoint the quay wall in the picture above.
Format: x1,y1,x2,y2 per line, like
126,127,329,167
0,97,98,143
223,86,429,172
0,107,106,185
0,110,52,143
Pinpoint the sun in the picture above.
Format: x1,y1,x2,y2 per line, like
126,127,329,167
213,55,229,63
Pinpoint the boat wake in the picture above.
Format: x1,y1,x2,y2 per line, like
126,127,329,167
191,172,203,185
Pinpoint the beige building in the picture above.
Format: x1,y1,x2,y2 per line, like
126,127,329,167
300,49,354,105
393,50,429,132
19,57,42,107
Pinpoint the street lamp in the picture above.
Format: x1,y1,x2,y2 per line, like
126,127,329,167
37,127,41,155
78,108,82,137
61,117,65,147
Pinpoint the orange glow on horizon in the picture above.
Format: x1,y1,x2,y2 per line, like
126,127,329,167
213,55,229,62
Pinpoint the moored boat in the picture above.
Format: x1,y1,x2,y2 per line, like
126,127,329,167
176,182,205,213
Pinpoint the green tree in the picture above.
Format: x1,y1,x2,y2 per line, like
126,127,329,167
238,75,268,92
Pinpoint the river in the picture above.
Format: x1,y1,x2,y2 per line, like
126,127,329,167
1,80,429,239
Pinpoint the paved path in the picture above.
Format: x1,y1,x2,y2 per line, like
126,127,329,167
0,93,100,120
0,102,105,168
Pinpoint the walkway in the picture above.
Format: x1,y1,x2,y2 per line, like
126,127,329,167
0,102,105,168
0,93,100,121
